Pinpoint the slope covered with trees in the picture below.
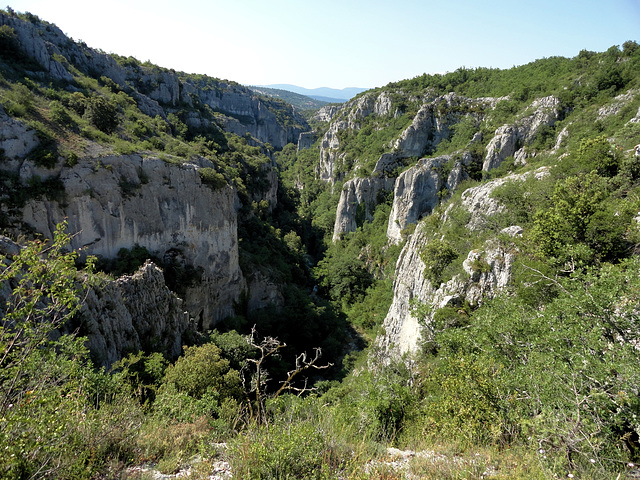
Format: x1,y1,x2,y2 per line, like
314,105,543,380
2,6,640,479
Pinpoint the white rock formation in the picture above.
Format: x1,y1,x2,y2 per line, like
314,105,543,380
386,153,474,244
483,96,561,171
17,154,244,328
332,176,396,241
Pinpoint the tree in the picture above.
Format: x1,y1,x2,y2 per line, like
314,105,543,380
0,223,141,478
84,95,119,133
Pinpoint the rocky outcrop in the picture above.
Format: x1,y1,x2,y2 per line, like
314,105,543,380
483,96,561,171
393,94,490,158
377,225,521,359
0,106,39,164
318,120,348,182
379,168,551,359
386,153,475,244
312,105,340,123
332,176,396,241
318,92,401,183
79,262,192,367
297,132,316,151
13,153,244,329
456,166,550,230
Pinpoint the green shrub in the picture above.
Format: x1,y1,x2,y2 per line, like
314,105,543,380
198,167,227,189
419,239,459,285
84,95,119,133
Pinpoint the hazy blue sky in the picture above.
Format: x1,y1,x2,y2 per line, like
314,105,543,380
6,0,640,89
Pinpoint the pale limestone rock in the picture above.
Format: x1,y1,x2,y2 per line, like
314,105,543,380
598,90,637,119
297,132,316,151
79,262,191,367
386,153,474,244
374,91,394,117
0,107,39,164
332,176,396,241
393,94,492,159
483,96,561,171
312,105,340,123
459,167,549,231
318,120,348,182
393,104,435,157
378,225,519,360
379,168,551,360
19,154,244,328
0,12,309,150
482,125,519,171
513,147,529,166
246,271,285,312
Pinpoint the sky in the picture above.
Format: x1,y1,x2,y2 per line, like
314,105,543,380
5,0,640,89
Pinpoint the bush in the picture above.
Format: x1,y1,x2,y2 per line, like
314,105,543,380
419,239,459,285
84,95,119,133
198,167,227,189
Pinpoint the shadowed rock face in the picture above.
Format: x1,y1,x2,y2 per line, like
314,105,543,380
16,154,244,329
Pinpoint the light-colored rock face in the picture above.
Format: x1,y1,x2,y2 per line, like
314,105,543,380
483,96,561,171
377,224,520,360
386,154,474,244
0,107,39,164
374,91,394,117
297,132,316,151
393,94,491,159
318,120,348,182
18,154,244,328
332,176,396,241
393,104,436,158
80,262,191,367
312,105,340,123
379,168,551,360
457,167,550,230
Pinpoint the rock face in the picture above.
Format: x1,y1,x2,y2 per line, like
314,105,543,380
378,224,520,360
393,94,491,158
386,153,474,244
14,154,244,329
297,132,316,151
379,169,550,359
483,96,561,171
0,106,39,164
333,176,396,241
79,262,191,367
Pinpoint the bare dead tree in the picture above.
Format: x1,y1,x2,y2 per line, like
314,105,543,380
244,326,332,424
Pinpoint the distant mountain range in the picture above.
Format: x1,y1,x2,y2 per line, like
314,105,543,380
257,84,368,104
247,86,330,111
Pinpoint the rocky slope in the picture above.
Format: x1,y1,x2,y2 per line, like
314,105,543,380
325,90,562,243
0,11,301,365
0,11,309,149
377,169,549,359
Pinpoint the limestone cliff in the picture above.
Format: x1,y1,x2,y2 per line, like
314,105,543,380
332,175,395,241
386,153,475,244
378,221,520,360
483,96,561,171
378,169,549,359
11,153,244,329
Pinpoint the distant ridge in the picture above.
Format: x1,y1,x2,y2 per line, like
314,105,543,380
247,86,330,111
261,84,368,102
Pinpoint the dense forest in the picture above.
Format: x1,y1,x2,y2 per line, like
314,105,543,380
2,7,640,479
